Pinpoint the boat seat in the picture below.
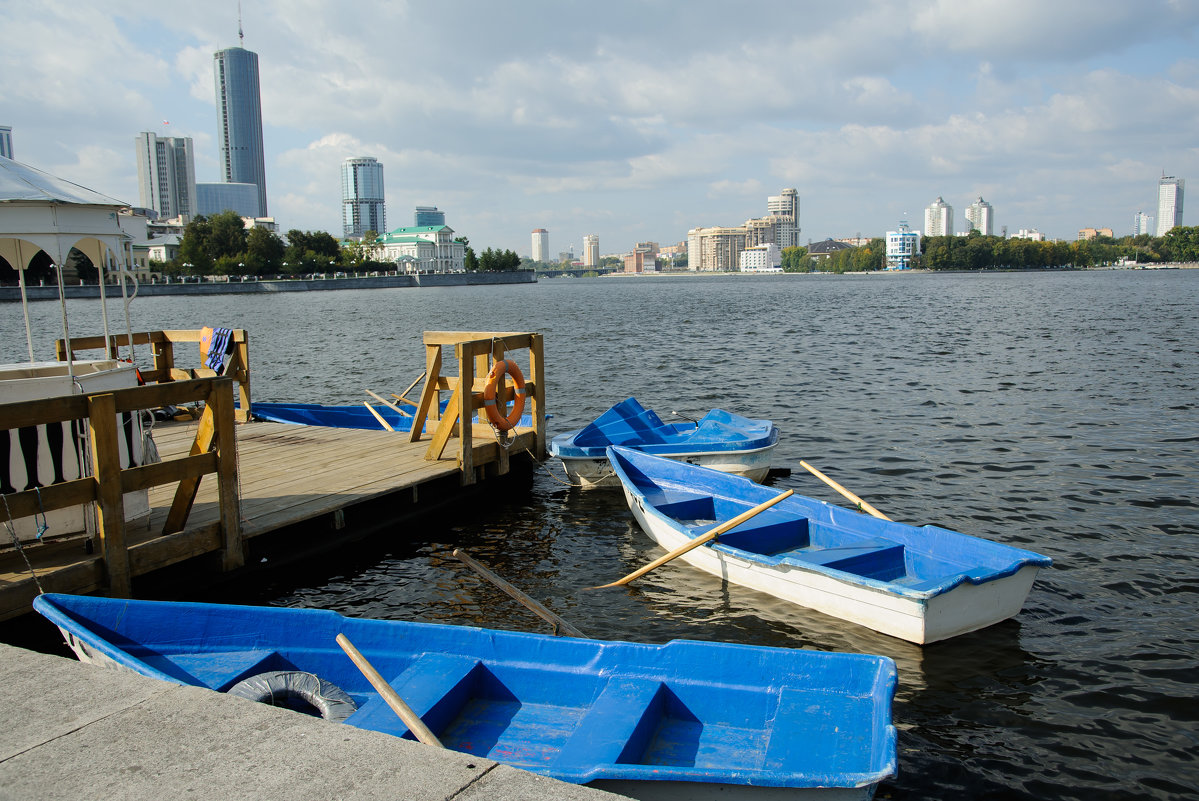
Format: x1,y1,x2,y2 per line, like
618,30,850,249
348,653,481,738
554,677,666,771
717,516,809,556
790,539,907,581
648,491,715,523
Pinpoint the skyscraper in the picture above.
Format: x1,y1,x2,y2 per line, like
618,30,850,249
1156,175,1184,237
414,206,445,227
583,234,599,267
1133,211,1153,237
965,196,993,236
0,125,12,160
341,157,385,238
135,132,197,219
531,229,549,262
924,196,953,237
214,45,268,216
767,188,800,248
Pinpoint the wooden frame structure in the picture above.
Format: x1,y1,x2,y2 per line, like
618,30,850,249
0,378,242,604
56,329,251,422
410,332,546,484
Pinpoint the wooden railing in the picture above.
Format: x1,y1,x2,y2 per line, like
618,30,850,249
410,331,546,484
0,378,243,597
56,329,251,422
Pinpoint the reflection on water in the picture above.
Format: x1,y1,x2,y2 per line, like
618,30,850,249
6,270,1199,799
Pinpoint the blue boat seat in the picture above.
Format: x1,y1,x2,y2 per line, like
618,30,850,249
718,516,810,556
790,539,907,582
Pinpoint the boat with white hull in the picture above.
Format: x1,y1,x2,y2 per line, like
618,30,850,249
608,446,1052,645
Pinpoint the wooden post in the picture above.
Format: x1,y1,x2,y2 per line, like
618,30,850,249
232,331,251,422
456,342,475,485
163,403,216,535
86,393,130,597
208,378,244,570
410,346,442,443
530,333,546,459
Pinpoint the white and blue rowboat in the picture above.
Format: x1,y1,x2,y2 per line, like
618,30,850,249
550,397,778,488
35,593,898,800
250,399,529,433
607,446,1053,645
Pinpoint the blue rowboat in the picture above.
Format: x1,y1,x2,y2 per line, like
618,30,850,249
550,398,778,488
607,446,1053,645
251,401,420,430
34,593,897,799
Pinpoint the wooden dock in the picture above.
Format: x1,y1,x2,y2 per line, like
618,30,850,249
0,331,546,622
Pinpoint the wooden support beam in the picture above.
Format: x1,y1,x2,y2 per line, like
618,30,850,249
410,346,443,443
162,403,216,535
457,343,476,485
208,380,244,571
86,393,130,597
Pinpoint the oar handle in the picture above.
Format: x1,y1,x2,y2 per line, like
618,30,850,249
335,633,444,748
362,401,396,432
799,460,891,521
594,489,794,589
453,549,587,638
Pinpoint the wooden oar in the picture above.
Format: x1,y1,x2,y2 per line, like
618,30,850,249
336,633,444,748
799,460,892,521
365,388,412,417
452,549,587,638
592,489,794,589
362,401,395,432
391,371,426,408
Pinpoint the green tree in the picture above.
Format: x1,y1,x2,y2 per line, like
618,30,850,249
177,215,214,274
208,210,248,261
245,226,286,274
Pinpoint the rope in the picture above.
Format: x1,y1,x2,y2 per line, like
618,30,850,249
1,493,45,595
525,448,584,487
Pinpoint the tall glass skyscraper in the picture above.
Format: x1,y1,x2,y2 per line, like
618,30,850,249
214,46,268,216
341,157,386,238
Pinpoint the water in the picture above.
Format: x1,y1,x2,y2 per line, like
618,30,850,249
4,270,1198,799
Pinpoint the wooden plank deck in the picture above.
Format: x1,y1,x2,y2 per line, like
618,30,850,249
0,418,534,621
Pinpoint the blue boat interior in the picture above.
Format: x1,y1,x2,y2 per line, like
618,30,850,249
610,446,1051,596
554,397,777,457
33,594,897,789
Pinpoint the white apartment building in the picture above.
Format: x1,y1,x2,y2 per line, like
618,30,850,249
766,188,800,248
583,234,599,267
885,222,920,270
135,132,197,219
374,225,465,273
1133,211,1153,237
965,196,994,235
739,243,782,272
1156,176,1185,236
531,228,549,262
687,226,748,272
924,196,953,237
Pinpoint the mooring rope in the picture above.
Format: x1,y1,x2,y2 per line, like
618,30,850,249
1,494,45,595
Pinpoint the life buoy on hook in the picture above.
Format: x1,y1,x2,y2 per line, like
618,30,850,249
483,358,526,431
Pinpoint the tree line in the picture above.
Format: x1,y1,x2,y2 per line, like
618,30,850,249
781,239,886,273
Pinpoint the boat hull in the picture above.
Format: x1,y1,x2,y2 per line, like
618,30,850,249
34,593,897,797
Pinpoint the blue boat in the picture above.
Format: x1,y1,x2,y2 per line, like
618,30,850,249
550,398,778,488
34,593,897,799
607,446,1053,645
251,401,421,430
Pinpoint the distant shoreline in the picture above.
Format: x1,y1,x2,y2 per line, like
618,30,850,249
0,270,537,303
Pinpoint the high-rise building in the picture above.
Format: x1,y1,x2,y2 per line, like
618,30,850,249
135,132,197,219
214,45,268,216
196,181,261,218
1133,211,1153,237
924,196,953,237
583,234,599,267
414,206,445,227
766,188,800,248
1156,175,1184,237
0,125,12,160
531,228,549,262
341,157,385,238
965,196,993,236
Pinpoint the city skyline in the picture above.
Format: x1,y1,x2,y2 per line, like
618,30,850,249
213,45,267,217
2,2,1196,255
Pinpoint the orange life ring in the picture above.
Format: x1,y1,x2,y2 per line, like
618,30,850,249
483,358,526,431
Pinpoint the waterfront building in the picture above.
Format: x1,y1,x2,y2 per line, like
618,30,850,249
885,221,920,270
135,132,197,220
1133,211,1153,237
807,238,852,263
414,206,445,227
739,243,782,272
583,234,599,267
924,196,953,237
1156,176,1184,236
196,181,261,218
531,228,549,262
1014,229,1046,241
687,226,748,272
965,196,993,235
0,125,12,159
1078,227,1113,241
341,157,385,239
766,188,801,248
374,224,465,273
214,45,268,216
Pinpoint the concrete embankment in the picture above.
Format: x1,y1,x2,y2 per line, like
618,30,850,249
0,643,622,801
0,270,536,302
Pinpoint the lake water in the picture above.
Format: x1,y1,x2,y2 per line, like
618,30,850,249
3,270,1198,799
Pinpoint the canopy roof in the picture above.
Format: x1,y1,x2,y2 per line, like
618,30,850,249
0,156,127,207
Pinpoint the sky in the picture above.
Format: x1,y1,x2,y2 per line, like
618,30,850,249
2,0,1197,257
